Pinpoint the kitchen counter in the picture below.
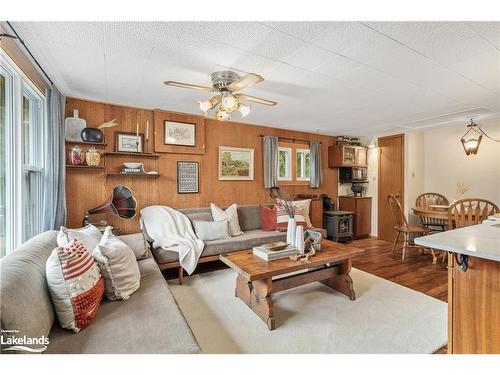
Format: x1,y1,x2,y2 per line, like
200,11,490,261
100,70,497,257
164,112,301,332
415,217,500,354
415,219,500,262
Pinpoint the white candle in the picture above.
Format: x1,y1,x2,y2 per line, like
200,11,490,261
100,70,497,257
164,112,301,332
136,122,139,138
146,121,149,141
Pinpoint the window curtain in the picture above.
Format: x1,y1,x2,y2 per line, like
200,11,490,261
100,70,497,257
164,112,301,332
309,141,322,188
263,135,279,188
42,86,66,230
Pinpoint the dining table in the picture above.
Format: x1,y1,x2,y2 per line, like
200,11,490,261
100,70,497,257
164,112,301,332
412,204,450,221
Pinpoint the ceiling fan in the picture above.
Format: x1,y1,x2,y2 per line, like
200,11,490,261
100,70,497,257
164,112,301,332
164,70,277,121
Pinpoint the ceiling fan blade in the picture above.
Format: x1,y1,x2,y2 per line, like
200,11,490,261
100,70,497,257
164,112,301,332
236,94,277,106
227,73,264,92
164,81,213,92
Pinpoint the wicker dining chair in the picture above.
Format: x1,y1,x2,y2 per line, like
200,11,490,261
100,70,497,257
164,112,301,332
415,193,449,232
448,198,499,229
388,194,433,262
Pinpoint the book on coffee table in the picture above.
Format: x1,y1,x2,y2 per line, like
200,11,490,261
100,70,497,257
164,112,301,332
252,245,297,261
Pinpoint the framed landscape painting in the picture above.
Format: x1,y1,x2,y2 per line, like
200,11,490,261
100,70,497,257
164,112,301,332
164,121,196,146
218,146,254,181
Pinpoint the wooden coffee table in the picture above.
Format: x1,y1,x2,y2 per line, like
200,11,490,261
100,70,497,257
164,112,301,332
220,239,364,330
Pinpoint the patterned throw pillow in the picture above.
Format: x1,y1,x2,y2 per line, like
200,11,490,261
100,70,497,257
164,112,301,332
46,239,104,333
275,202,306,232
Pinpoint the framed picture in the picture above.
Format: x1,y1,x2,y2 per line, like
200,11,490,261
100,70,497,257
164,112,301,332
116,132,144,153
177,162,199,194
218,146,254,181
164,121,196,146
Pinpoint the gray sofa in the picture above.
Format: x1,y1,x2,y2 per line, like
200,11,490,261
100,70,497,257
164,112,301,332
0,230,201,354
146,204,327,280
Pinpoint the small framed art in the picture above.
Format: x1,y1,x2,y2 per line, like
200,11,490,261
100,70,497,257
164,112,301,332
218,146,254,181
165,121,196,146
115,132,144,153
177,161,199,194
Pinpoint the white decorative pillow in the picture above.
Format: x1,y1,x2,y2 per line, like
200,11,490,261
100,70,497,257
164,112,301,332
46,239,104,333
210,203,243,236
193,220,230,241
57,224,102,253
93,227,140,301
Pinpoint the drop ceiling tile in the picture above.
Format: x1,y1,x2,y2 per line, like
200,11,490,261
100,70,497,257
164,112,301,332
466,22,500,49
314,55,364,79
312,22,378,55
401,23,494,66
262,22,332,41
449,50,500,93
103,22,158,57
248,29,306,61
280,44,337,71
184,22,273,51
342,32,413,64
363,21,448,47
339,66,400,91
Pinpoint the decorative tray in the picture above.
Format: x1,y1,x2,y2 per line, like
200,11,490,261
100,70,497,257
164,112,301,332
264,241,289,251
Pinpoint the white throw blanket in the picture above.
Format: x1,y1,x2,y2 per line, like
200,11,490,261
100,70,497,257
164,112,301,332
140,205,204,274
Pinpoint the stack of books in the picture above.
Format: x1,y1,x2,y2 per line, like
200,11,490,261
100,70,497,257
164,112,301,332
121,166,144,174
253,245,297,261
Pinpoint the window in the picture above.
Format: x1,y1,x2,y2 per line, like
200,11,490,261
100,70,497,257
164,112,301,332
0,72,7,257
278,147,292,181
0,51,46,257
296,149,311,181
278,142,310,185
22,88,44,241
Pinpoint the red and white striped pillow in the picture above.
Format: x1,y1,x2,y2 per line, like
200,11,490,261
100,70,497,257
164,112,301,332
275,202,306,232
46,239,104,333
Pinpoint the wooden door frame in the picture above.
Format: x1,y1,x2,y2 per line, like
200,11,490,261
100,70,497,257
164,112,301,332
377,133,405,240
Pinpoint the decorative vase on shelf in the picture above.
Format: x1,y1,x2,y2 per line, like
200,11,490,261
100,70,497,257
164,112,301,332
69,145,85,165
295,225,305,255
286,217,297,247
85,146,101,167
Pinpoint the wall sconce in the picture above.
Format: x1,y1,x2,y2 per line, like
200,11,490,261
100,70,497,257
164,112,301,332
368,137,377,149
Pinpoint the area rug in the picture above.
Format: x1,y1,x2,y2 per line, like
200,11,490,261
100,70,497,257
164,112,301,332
169,268,447,354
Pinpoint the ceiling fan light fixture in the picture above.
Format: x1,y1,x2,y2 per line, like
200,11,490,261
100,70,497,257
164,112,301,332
220,92,239,113
216,110,230,121
238,103,251,118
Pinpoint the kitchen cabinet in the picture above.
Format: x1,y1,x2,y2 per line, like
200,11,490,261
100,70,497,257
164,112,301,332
328,144,368,168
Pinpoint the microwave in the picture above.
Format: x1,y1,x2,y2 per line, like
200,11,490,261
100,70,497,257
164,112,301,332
339,167,367,182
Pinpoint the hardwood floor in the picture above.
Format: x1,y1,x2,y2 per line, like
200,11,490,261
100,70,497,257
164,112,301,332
350,237,448,302
162,237,449,353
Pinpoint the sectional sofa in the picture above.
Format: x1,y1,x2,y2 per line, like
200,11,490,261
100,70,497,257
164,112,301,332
144,204,327,284
0,231,201,354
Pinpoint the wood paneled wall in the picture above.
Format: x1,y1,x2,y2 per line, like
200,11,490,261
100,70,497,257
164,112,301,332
65,97,337,234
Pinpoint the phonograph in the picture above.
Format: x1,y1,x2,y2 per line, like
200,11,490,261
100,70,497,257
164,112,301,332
82,185,137,226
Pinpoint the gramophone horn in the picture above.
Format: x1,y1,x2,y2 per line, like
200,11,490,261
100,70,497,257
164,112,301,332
85,185,137,220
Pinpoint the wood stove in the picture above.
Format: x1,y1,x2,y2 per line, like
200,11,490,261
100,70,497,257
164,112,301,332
324,210,354,243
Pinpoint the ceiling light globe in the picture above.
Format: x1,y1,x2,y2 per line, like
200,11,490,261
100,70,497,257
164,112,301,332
238,103,251,118
221,92,239,113
215,110,230,121
198,100,212,115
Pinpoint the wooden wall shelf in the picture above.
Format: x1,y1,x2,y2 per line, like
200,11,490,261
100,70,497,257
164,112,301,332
105,173,160,178
66,165,105,170
66,141,107,147
104,151,160,158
